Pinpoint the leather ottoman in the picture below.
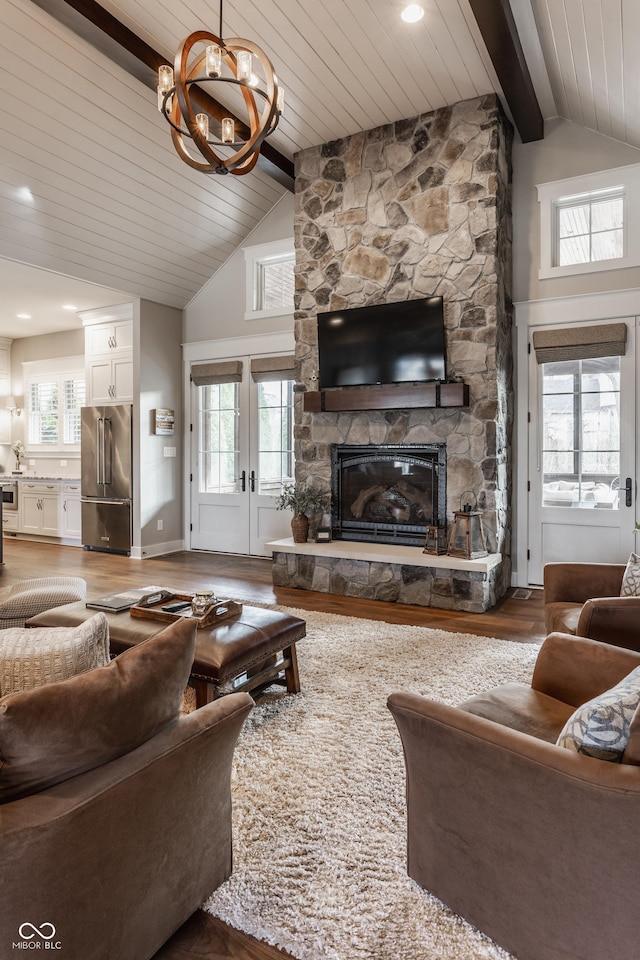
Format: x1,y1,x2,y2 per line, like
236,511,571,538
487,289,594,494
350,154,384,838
28,602,306,708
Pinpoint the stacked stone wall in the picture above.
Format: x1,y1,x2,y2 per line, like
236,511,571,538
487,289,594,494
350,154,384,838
293,94,513,598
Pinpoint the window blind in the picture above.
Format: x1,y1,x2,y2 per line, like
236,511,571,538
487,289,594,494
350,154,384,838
532,323,627,364
191,360,243,386
250,355,296,382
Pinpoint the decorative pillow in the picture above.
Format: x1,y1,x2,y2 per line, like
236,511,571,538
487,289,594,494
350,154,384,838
0,614,110,696
620,552,640,596
556,666,640,762
0,616,197,803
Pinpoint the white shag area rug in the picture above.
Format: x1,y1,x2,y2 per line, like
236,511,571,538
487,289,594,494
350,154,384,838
205,608,540,960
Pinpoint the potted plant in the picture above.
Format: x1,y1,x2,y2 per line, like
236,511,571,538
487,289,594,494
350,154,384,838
303,481,331,540
276,481,331,543
276,483,312,543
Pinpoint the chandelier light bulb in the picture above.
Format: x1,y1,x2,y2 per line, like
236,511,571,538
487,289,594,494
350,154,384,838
221,117,235,143
236,50,252,82
401,4,424,23
157,63,174,111
205,44,222,78
196,113,209,139
277,85,285,114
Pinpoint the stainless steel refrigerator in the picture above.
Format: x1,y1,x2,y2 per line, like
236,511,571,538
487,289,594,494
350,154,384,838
81,404,133,554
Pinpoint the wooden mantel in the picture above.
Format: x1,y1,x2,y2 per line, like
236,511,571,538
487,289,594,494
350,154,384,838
303,381,469,412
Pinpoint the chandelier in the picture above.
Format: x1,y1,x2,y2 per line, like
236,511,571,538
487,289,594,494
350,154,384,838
157,1,283,176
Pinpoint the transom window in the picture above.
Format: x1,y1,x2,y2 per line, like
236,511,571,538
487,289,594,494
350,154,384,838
537,163,640,279
541,356,620,510
244,238,295,321
255,254,295,312
554,189,624,267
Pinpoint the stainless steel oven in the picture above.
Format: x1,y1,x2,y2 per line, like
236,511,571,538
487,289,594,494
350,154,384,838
1,481,18,511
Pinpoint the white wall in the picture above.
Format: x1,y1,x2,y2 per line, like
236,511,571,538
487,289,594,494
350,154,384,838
183,192,294,344
513,118,640,304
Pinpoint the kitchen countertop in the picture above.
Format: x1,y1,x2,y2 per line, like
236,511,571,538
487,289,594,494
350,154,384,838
0,475,81,481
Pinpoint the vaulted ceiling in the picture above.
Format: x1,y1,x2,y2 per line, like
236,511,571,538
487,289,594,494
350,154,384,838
0,0,639,337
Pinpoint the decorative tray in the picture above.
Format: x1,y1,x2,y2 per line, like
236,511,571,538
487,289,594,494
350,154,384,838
130,591,242,629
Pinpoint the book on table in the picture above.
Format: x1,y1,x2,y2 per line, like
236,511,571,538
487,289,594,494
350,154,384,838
86,586,172,613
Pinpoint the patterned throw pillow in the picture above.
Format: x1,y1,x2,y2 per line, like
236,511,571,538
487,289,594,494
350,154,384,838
556,666,640,762
0,614,110,695
620,552,640,596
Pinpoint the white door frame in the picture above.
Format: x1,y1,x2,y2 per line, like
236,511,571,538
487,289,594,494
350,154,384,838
182,330,295,553
514,288,640,588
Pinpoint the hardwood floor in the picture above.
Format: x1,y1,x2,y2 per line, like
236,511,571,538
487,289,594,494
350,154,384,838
1,537,545,959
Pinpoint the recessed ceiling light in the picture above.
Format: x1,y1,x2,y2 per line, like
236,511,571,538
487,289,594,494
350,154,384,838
62,304,78,311
401,4,424,23
16,313,31,320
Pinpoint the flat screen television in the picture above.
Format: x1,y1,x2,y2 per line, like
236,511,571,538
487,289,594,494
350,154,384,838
317,296,446,390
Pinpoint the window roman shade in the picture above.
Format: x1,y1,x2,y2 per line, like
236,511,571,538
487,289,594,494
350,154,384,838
191,360,243,385
532,323,627,364
250,355,296,382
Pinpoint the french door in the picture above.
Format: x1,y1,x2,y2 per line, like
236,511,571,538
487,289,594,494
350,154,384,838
527,319,637,584
190,359,295,557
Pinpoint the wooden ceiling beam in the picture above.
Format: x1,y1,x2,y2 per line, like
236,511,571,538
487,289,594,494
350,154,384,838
30,0,295,189
468,0,543,143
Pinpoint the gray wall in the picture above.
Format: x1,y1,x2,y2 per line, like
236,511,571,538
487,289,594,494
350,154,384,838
183,193,294,343
133,299,183,553
513,117,640,303
6,328,85,477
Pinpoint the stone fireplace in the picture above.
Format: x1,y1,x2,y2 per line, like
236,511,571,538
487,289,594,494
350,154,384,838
331,443,446,546
272,93,513,613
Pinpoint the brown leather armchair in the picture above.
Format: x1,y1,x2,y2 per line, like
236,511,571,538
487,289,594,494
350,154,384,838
0,616,254,960
388,633,640,960
544,561,640,651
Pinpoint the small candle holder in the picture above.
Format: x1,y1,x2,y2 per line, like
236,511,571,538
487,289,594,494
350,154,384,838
191,590,216,616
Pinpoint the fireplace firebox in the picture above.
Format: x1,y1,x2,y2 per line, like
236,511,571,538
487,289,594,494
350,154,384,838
331,444,446,546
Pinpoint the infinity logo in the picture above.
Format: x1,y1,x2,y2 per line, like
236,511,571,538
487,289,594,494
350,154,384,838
18,923,56,941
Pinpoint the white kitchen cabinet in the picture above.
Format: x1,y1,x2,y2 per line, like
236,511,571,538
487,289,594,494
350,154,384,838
20,482,61,536
61,481,82,538
2,512,18,535
82,307,134,405
85,318,133,357
86,354,133,404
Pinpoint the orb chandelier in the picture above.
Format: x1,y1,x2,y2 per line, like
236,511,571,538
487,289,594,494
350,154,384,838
157,0,283,176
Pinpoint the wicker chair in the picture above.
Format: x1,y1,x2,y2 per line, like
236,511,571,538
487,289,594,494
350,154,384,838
0,577,87,629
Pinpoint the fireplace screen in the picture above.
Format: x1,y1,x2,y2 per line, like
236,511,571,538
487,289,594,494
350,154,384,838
331,444,446,546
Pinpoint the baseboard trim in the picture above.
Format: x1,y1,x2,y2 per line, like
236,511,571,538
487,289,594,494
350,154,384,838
132,539,185,560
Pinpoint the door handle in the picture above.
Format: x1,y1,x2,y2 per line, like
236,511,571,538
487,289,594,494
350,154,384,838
625,477,633,507
240,470,246,492
250,470,256,492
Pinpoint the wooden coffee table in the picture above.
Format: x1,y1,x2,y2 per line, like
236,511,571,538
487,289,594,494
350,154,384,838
28,601,306,708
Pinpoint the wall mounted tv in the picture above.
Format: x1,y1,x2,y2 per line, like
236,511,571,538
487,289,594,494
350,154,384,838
317,296,446,390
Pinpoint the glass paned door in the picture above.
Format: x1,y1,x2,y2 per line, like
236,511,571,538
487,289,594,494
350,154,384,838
528,321,636,585
249,378,295,556
191,360,295,556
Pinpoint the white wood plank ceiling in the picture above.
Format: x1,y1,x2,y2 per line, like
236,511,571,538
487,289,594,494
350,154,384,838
529,0,640,148
1,0,640,330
